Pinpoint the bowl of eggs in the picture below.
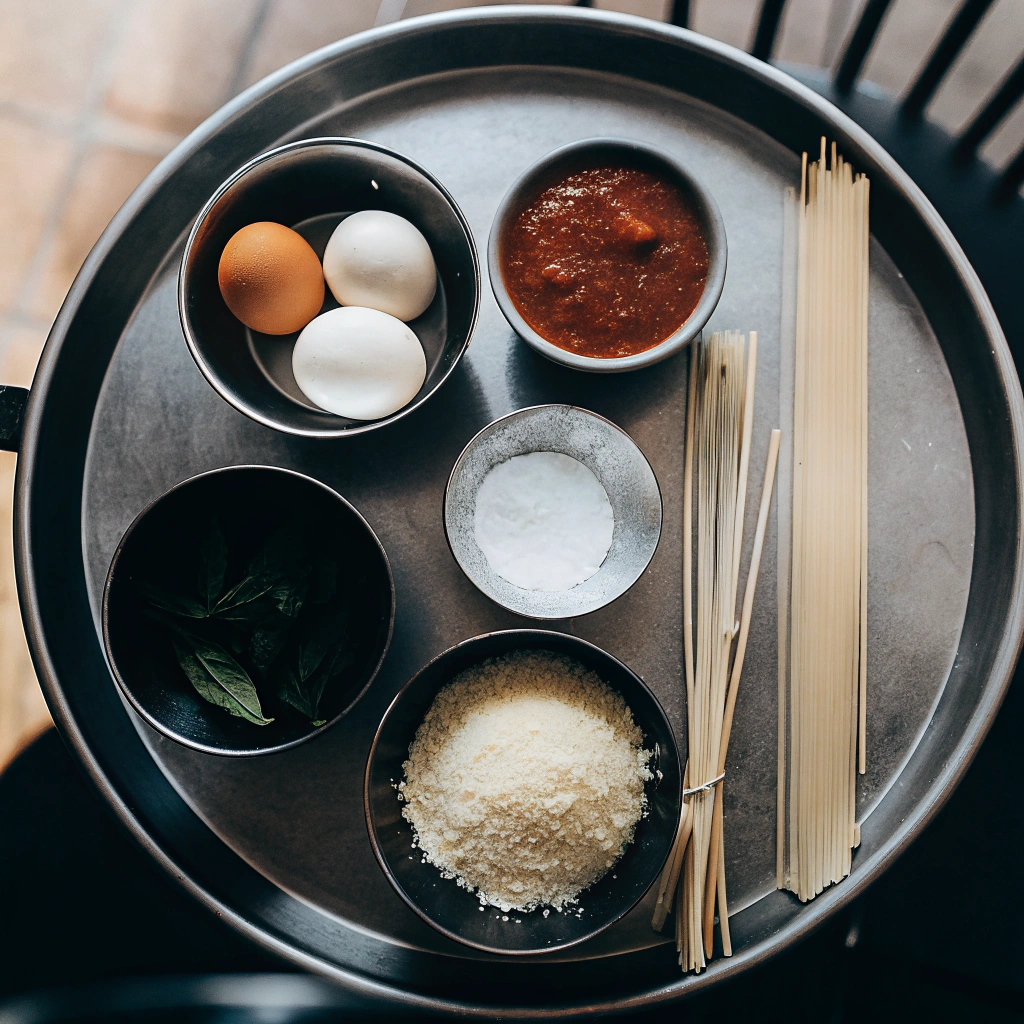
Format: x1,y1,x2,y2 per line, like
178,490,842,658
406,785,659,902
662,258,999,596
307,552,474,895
179,137,480,437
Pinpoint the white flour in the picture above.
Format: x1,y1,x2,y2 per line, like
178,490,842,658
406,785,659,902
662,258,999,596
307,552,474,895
473,451,614,591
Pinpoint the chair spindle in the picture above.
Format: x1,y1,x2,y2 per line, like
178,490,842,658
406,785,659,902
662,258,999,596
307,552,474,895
957,56,1024,157
903,0,996,118
835,0,895,93
670,0,690,29
751,0,788,61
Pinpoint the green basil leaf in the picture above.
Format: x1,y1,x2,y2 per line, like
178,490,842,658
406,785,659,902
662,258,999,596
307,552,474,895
212,572,282,616
136,581,207,619
268,573,308,619
251,525,310,616
297,626,330,683
248,524,306,577
277,665,317,721
317,641,356,685
274,601,356,725
198,519,227,611
248,616,293,675
211,595,273,626
300,600,354,678
213,572,308,624
171,634,273,726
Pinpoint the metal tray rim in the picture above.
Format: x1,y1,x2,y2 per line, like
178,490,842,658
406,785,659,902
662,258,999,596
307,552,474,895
14,5,1024,1015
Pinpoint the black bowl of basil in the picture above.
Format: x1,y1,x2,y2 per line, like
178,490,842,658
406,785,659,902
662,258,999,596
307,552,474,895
102,466,395,756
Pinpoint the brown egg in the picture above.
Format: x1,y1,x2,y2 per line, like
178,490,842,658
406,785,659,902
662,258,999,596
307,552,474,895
217,222,325,335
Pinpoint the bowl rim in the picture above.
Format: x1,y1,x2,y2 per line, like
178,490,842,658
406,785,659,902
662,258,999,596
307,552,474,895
101,464,397,757
487,135,727,373
178,136,481,438
363,627,682,956
442,403,664,619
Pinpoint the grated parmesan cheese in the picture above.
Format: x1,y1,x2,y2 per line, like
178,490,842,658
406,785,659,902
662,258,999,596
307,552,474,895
399,650,652,912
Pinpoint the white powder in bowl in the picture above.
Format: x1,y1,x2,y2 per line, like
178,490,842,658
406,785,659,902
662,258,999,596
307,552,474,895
398,650,652,912
473,451,614,592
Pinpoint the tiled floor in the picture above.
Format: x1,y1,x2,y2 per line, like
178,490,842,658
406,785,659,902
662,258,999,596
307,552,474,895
0,0,1021,768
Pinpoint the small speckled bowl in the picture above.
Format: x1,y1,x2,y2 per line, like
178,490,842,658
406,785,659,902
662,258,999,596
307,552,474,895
444,405,662,619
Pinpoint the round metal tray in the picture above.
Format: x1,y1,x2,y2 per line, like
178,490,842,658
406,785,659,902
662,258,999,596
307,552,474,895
12,7,1024,1016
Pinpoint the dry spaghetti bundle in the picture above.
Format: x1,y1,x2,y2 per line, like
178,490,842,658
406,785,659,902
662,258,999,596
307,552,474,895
652,330,780,973
778,140,870,902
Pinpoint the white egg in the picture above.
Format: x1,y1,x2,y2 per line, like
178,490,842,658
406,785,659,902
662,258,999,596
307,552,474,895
322,210,437,322
292,306,426,420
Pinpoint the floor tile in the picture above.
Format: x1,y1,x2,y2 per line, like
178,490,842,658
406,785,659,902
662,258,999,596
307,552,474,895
776,0,833,67
814,0,860,68
577,0,669,16
980,97,1024,174
0,115,74,315
0,0,118,120
861,0,957,98
28,144,161,322
691,0,760,53
401,0,571,18
0,326,52,772
0,323,46,389
241,0,378,90
103,0,263,136
92,113,185,160
927,0,1024,166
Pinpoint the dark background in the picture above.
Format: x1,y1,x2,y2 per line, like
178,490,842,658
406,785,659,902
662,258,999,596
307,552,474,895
1,662,1020,1021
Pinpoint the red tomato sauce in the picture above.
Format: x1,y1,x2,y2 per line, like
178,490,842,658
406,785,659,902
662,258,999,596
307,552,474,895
501,166,709,358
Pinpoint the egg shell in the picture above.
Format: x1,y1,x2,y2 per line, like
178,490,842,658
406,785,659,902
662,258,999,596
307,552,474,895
292,306,427,421
322,210,437,322
218,222,325,335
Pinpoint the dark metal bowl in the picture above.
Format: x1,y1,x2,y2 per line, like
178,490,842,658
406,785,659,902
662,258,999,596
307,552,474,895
102,466,395,756
364,629,682,955
179,137,480,437
487,136,727,373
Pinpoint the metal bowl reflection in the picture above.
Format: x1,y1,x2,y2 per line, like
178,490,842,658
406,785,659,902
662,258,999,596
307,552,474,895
444,404,662,619
364,628,681,955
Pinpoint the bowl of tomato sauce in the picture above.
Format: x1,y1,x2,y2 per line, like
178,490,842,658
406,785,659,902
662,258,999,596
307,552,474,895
488,137,727,373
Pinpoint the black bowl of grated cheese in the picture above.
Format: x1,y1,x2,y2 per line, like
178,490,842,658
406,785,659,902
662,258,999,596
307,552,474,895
364,629,681,955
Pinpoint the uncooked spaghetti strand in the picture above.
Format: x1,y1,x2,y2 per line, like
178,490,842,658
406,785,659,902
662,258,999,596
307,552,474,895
717,823,732,957
858,175,870,776
788,150,810,897
722,429,782,759
684,338,698,712
704,334,744,964
652,762,693,932
777,186,798,891
652,804,693,931
703,782,724,958
653,336,703,936
683,331,746,971
701,428,781,950
782,139,869,901
667,330,760,972
731,332,759,609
